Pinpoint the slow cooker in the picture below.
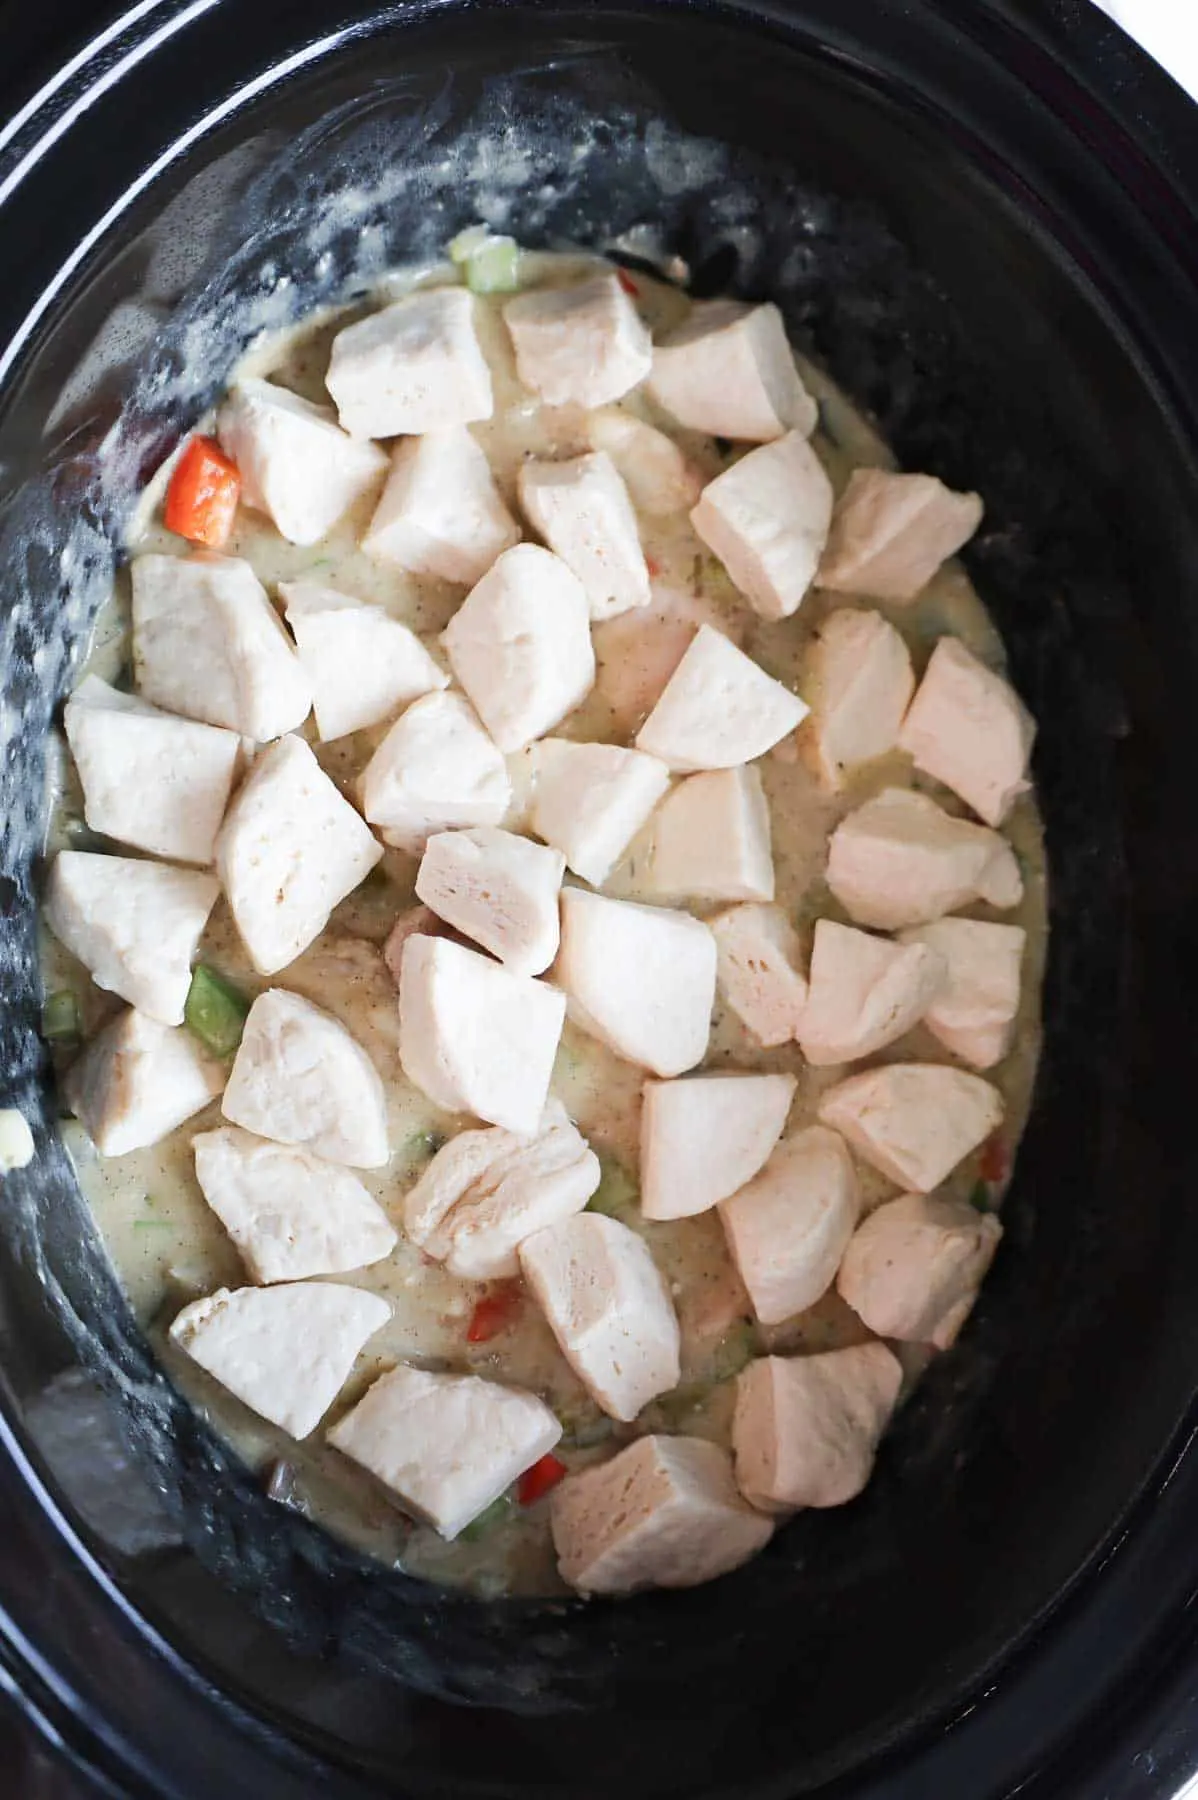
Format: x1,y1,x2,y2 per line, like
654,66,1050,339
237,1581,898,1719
2,1,1197,1794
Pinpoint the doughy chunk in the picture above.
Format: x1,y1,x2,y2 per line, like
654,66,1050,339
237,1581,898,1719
635,625,808,771
131,553,311,741
710,903,808,1047
280,582,447,742
325,287,492,438
222,989,389,1168
838,1191,1003,1349
898,637,1036,826
503,273,652,409
402,1099,600,1280
415,827,565,977
800,609,915,790
526,739,670,887
397,935,565,1135
797,919,946,1067
216,377,386,546
818,468,983,602
817,1062,1003,1192
551,1434,773,1595
65,1009,224,1156
825,788,1023,930
216,735,382,977
359,690,511,855
691,432,833,621
720,1126,861,1325
595,588,738,737
328,1365,560,1540
898,918,1026,1070
640,1072,796,1220
45,852,218,1026
732,1344,902,1512
556,889,716,1078
193,1126,396,1283
519,452,651,621
648,300,818,442
169,1283,390,1439
64,675,240,865
362,428,520,584
587,410,702,516
442,546,595,754
643,766,774,904
519,1213,680,1420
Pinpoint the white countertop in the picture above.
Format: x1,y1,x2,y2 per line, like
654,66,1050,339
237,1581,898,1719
1092,0,1198,98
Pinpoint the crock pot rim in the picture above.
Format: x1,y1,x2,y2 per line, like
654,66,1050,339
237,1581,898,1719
0,4,1195,1798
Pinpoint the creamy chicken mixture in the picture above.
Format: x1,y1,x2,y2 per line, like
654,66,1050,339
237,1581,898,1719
40,245,1046,1599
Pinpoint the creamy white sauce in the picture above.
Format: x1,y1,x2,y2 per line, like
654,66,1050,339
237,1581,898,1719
42,253,1047,1597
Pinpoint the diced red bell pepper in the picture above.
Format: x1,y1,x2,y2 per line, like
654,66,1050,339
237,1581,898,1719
616,268,639,297
164,435,241,547
979,1134,1008,1185
466,1284,522,1344
517,1452,567,1506
645,553,662,579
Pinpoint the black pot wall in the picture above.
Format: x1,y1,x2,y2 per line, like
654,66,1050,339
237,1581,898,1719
0,4,1196,1798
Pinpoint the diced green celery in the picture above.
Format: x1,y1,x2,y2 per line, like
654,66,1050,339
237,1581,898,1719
184,964,250,1058
42,990,80,1042
403,1129,445,1164
448,226,490,264
586,1154,639,1220
969,1181,992,1213
465,237,519,294
459,1493,514,1541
